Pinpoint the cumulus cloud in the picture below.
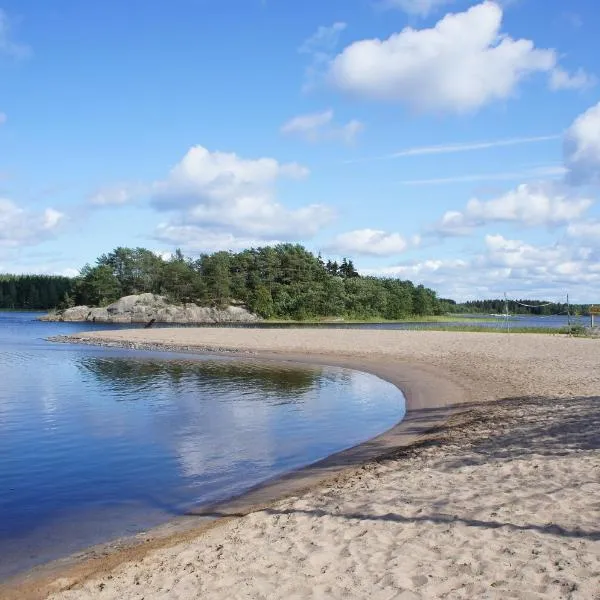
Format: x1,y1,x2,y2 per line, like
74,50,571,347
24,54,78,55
434,183,592,235
484,233,563,269
380,0,454,18
564,101,600,186
369,234,599,300
566,220,600,245
326,229,413,256
154,224,280,253
482,234,599,288
0,8,31,59
88,183,146,207
281,109,363,144
328,1,558,113
0,258,79,277
372,258,469,280
151,145,334,241
550,67,596,91
0,198,65,247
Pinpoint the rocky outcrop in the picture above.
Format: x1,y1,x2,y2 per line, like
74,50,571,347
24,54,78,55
39,293,261,324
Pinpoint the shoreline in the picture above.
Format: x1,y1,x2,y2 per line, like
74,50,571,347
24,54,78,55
2,328,598,599
2,334,468,600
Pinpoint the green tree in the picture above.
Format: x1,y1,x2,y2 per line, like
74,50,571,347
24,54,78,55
249,285,275,318
413,284,435,316
201,251,231,308
160,257,206,304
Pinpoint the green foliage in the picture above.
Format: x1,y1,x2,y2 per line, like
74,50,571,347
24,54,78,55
248,285,275,318
0,274,73,309
413,284,436,316
559,323,588,336
449,298,589,316
76,264,121,306
160,253,207,305
17,243,445,319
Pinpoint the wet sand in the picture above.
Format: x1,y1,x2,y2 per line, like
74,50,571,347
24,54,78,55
3,329,599,600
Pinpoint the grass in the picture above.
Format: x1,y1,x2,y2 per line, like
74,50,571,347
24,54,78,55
265,315,497,325
415,324,591,336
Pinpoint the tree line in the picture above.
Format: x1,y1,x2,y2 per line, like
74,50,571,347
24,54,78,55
64,245,446,320
4,254,588,319
0,275,74,309
449,299,590,316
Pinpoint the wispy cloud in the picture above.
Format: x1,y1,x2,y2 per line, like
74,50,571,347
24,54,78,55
299,22,346,92
400,166,567,186
281,109,363,145
379,0,454,18
0,9,32,59
345,134,560,164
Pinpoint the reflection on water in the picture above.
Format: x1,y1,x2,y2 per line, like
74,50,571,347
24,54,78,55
0,312,405,579
77,356,326,400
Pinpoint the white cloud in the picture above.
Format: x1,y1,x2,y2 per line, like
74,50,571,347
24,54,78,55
0,260,79,277
482,234,599,290
0,198,65,247
550,67,595,91
566,220,600,244
564,101,600,186
0,112,6,125
380,0,454,18
151,145,334,240
368,234,599,300
484,233,562,269
42,208,64,230
346,133,560,164
88,183,145,206
391,135,559,157
299,22,347,91
329,1,557,113
401,165,566,185
371,258,469,280
299,22,347,57
0,9,31,59
327,229,412,256
155,224,280,253
281,109,363,144
434,183,592,235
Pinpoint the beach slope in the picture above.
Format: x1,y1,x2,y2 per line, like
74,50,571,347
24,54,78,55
5,329,600,600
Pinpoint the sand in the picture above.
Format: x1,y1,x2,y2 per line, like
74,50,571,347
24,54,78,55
4,329,600,599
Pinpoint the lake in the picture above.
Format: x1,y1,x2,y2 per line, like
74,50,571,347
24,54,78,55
0,312,405,579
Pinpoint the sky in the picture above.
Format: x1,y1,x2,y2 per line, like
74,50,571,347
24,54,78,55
1,0,600,302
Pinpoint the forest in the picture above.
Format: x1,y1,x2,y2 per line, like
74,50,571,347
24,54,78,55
56,245,447,320
4,246,587,319
448,299,590,316
0,275,73,310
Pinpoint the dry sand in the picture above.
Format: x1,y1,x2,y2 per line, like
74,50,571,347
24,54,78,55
4,329,600,599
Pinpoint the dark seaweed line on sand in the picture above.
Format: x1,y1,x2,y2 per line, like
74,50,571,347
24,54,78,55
47,335,249,356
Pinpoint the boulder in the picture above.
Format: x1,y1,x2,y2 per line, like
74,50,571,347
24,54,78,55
39,294,261,324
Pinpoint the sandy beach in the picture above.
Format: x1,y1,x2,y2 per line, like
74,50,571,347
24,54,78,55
4,329,600,600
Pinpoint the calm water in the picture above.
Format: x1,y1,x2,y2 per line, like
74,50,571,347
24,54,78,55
96,314,583,330
0,312,405,579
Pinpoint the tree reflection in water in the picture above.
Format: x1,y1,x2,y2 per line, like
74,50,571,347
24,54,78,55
75,356,340,402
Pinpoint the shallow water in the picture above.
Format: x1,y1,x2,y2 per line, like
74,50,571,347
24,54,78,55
0,312,405,579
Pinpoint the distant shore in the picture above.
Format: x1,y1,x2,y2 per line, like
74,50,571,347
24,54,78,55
3,329,599,600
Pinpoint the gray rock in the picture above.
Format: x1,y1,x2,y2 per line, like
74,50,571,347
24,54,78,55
39,294,261,324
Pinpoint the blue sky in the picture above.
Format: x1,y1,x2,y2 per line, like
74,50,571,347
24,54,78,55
1,0,600,301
